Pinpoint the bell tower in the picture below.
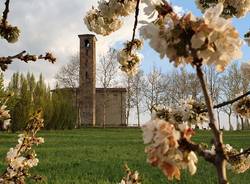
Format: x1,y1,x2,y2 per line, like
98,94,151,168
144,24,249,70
78,34,97,126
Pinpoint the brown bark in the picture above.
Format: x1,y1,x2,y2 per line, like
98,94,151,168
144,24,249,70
196,66,228,184
2,0,10,26
217,109,221,130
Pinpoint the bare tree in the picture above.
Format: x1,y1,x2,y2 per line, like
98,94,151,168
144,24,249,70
164,68,200,106
204,66,223,129
131,70,145,127
221,63,242,130
55,54,79,88
187,72,201,100
55,54,80,127
122,74,134,125
239,68,250,130
167,69,188,105
97,48,119,127
144,66,165,113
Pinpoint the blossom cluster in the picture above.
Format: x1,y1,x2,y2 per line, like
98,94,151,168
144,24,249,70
233,97,250,118
0,94,13,130
222,144,250,174
84,0,136,36
119,164,141,184
209,144,250,173
118,39,143,75
142,119,198,180
153,99,208,125
0,104,11,130
0,19,20,43
0,111,44,183
195,0,250,18
140,2,242,71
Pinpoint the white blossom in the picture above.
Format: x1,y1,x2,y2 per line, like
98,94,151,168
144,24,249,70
140,2,242,70
99,0,136,17
10,157,26,170
119,164,141,184
195,0,250,18
233,97,250,118
142,120,155,144
142,118,198,180
0,111,44,183
117,39,143,75
187,151,198,175
6,148,18,162
142,0,163,16
195,3,243,71
84,0,136,36
3,119,11,130
0,105,10,119
139,18,173,59
84,9,122,36
26,158,39,168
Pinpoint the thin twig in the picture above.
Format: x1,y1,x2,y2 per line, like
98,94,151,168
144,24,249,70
8,50,26,59
214,91,250,109
131,0,141,44
229,148,250,159
199,91,250,113
2,0,10,26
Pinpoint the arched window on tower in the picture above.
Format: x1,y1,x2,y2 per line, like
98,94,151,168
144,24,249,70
86,71,89,80
84,39,90,48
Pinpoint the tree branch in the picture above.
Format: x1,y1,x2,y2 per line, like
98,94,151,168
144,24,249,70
196,66,220,139
178,138,215,163
0,51,56,71
196,65,228,184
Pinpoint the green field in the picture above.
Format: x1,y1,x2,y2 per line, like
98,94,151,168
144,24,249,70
0,129,249,184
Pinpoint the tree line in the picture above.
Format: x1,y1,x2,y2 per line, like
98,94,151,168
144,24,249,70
124,63,250,130
56,49,250,130
2,72,76,131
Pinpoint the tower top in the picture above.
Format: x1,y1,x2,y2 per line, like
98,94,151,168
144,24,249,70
78,34,97,41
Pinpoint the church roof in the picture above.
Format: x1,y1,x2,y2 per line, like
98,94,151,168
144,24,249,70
96,88,126,92
51,87,127,93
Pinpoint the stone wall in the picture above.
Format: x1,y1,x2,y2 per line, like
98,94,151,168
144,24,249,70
96,88,126,126
52,87,127,127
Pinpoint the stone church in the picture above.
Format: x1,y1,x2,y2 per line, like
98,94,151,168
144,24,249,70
73,34,126,127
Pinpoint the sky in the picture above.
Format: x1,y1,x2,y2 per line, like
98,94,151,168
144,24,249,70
1,0,250,86
0,0,250,127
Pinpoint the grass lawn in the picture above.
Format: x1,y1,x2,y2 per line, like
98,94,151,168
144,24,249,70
0,128,249,184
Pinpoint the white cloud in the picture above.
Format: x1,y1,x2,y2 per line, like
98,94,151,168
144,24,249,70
1,0,133,87
0,0,184,88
